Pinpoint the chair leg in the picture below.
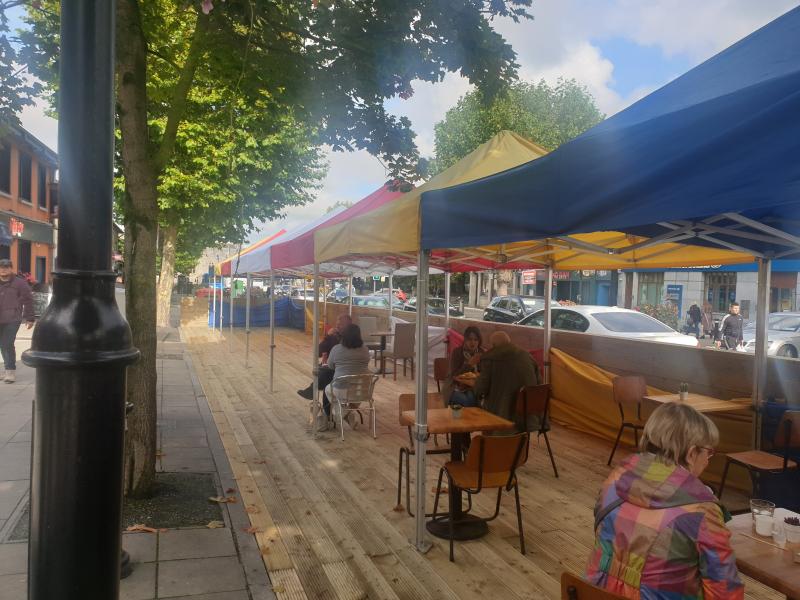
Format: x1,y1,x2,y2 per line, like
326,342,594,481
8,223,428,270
338,404,345,442
514,483,525,555
372,408,377,439
718,459,732,500
405,449,413,517
397,448,405,507
447,474,455,562
403,359,407,377
608,423,625,466
633,426,640,449
393,358,397,381
543,432,559,478
411,359,415,380
432,468,445,519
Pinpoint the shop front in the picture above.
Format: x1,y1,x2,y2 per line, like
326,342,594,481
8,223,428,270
0,211,55,283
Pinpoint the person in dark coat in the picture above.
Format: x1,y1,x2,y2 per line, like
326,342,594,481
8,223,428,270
473,331,540,433
715,302,745,350
297,313,352,400
0,259,34,383
442,325,485,407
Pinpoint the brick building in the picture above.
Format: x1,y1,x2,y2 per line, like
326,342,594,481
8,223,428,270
0,125,57,284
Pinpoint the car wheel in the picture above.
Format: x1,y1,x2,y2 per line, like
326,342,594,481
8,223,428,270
778,345,798,358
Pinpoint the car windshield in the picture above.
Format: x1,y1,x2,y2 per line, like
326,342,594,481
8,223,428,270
592,312,675,333
768,315,800,332
522,298,543,310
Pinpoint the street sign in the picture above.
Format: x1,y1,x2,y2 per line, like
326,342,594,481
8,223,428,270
372,275,381,280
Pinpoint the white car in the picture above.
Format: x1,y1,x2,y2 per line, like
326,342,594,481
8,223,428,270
740,312,800,358
516,305,699,347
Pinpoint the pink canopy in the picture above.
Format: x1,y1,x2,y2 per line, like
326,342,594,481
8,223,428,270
270,183,403,270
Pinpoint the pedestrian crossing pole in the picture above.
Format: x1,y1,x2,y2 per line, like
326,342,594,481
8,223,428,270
22,0,139,597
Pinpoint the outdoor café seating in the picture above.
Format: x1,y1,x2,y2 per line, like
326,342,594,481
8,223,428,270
433,357,449,392
381,322,415,380
607,375,647,466
329,373,379,441
560,572,626,599
718,410,800,500
432,432,529,562
517,383,559,478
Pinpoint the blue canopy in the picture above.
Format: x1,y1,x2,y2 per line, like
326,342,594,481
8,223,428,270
421,6,800,258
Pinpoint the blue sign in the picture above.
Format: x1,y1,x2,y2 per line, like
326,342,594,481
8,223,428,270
666,284,683,316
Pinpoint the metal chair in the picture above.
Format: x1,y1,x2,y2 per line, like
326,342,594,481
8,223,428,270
433,357,449,392
517,383,558,477
329,374,379,441
607,376,647,466
396,393,452,517
382,322,415,380
718,410,800,500
432,432,529,561
561,572,627,599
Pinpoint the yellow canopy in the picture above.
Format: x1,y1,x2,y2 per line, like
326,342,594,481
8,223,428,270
314,131,548,263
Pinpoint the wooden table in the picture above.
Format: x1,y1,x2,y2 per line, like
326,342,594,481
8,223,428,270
400,407,515,540
728,513,800,599
643,393,752,414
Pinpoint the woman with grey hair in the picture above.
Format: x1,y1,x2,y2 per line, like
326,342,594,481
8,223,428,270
586,402,743,599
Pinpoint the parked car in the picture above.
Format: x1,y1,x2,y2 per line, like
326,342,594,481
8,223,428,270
326,288,350,303
290,289,324,301
740,312,800,358
516,305,699,347
403,297,463,317
483,295,559,323
343,295,397,309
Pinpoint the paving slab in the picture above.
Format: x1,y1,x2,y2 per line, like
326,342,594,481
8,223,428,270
0,572,26,599
123,532,157,563
0,543,26,575
158,528,236,561
120,561,156,600
158,556,247,598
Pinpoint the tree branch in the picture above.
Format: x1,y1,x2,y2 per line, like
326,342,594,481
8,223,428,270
152,9,210,174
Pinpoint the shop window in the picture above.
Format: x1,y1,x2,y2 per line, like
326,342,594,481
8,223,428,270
705,272,737,312
0,145,10,194
18,153,32,201
35,256,46,283
0,244,9,260
17,239,31,276
637,272,664,306
37,166,47,209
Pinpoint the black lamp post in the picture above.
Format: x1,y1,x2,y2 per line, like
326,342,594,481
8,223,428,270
22,1,139,598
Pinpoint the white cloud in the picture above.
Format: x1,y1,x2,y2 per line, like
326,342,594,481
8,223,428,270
18,98,58,152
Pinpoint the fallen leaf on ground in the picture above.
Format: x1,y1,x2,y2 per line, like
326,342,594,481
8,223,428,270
206,520,225,529
126,524,166,533
225,487,237,494
392,504,404,512
261,547,271,555
272,585,285,593
244,526,261,534
246,506,261,514
209,496,238,504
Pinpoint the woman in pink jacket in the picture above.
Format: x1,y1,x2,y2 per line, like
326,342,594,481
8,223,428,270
586,402,743,599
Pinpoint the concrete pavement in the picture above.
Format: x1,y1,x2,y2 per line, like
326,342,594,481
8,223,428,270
0,305,275,599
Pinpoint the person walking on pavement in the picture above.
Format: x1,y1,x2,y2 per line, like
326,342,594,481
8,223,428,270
0,258,35,383
715,301,744,350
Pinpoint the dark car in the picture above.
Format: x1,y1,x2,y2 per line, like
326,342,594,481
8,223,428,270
403,297,463,317
482,295,559,323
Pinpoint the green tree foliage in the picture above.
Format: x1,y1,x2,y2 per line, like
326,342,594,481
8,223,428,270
430,79,604,174
0,1,42,132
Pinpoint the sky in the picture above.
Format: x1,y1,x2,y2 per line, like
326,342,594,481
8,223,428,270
12,0,800,244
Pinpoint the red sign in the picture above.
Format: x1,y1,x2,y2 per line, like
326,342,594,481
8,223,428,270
521,270,536,285
9,218,24,237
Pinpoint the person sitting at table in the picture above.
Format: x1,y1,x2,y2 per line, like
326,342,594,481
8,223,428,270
443,326,485,407
297,313,352,400
324,324,371,428
473,331,539,432
586,402,743,599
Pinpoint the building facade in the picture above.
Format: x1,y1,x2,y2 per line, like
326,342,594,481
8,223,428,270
0,126,57,284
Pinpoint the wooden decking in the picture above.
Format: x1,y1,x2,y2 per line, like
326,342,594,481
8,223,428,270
181,300,781,600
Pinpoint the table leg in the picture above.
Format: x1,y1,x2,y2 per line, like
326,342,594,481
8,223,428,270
374,335,393,375
426,431,489,540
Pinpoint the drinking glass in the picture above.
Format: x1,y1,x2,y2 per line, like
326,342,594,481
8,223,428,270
750,499,775,524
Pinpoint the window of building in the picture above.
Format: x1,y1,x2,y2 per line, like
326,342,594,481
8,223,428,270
637,272,664,306
17,239,31,276
18,153,32,201
704,272,737,312
0,145,10,194
0,244,9,260
37,165,47,209
35,256,47,284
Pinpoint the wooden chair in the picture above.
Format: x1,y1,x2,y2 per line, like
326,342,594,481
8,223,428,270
432,432,529,561
357,315,383,368
561,572,627,599
517,384,558,477
607,376,647,466
382,322,415,380
396,393,451,517
718,410,800,500
434,357,449,393
329,374,379,441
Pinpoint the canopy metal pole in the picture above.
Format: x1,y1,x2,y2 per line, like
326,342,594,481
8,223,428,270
323,278,328,335
543,265,553,383
211,275,217,330
388,272,394,322
269,271,276,393
245,273,251,367
229,274,235,351
753,258,771,449
444,271,451,330
311,264,321,437
348,275,353,316
218,276,224,333
413,250,431,552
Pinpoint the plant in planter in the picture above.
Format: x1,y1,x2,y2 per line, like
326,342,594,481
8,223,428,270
784,516,800,543
679,383,689,401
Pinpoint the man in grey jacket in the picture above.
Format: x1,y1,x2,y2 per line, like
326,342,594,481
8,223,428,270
0,259,35,383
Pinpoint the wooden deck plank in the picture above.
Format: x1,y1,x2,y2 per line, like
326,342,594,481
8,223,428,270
181,299,782,600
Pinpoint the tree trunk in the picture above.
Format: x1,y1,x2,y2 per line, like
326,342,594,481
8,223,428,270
497,269,512,296
117,0,159,498
156,223,178,328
